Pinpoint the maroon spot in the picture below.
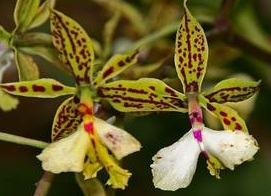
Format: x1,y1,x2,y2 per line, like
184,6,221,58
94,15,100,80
118,61,125,67
235,123,242,130
149,86,155,91
219,111,227,117
1,85,16,92
19,86,28,93
206,103,216,111
223,118,231,125
231,117,236,121
52,84,64,91
165,87,177,97
91,138,96,148
102,67,114,79
32,85,46,92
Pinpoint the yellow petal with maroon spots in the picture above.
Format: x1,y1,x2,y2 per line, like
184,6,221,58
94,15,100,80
51,10,95,85
203,78,260,103
93,51,138,87
174,0,208,93
1,78,75,98
51,96,81,141
98,78,187,112
199,94,248,132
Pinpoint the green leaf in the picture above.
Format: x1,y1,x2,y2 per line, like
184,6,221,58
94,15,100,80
50,9,95,85
174,0,208,93
14,32,53,47
51,96,81,141
1,78,76,98
28,0,56,29
14,49,40,81
93,51,138,87
199,94,248,132
19,46,63,70
14,0,40,33
98,78,187,112
0,26,11,42
203,78,261,103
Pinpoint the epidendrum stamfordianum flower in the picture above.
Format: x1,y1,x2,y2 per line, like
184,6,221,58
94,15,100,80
97,0,260,190
1,10,141,189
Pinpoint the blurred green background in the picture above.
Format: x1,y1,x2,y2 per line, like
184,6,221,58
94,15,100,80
0,0,271,195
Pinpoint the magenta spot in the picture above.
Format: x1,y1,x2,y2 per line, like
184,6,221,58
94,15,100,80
84,122,93,133
193,129,202,142
19,86,28,92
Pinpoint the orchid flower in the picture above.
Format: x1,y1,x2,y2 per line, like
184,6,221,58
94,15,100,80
97,0,260,190
1,10,141,189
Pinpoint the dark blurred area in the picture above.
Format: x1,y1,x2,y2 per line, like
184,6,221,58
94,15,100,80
0,0,271,195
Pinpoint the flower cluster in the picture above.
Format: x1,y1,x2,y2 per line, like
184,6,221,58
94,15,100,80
0,0,260,192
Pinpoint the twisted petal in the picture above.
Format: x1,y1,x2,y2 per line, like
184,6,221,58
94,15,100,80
37,124,90,173
151,131,201,191
202,127,259,170
95,117,141,160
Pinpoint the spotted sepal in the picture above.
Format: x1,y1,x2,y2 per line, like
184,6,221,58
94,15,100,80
174,0,208,93
199,94,247,132
203,78,260,103
93,51,138,87
51,10,95,85
98,78,187,112
51,96,81,141
1,78,75,98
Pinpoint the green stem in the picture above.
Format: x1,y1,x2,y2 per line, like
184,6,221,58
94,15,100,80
125,21,179,52
0,131,48,149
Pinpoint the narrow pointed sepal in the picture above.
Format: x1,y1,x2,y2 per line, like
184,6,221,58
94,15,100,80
1,78,76,98
98,78,187,112
93,51,138,87
151,131,201,190
199,94,248,132
174,0,208,93
203,78,260,103
51,9,95,85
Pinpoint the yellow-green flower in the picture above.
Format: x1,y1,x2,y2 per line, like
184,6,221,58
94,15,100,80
1,9,140,189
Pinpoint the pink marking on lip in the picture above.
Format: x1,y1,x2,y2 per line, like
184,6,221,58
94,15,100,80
193,129,202,142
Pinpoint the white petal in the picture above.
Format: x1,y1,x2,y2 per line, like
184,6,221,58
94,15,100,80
94,117,141,160
202,127,259,170
151,131,201,191
37,125,90,173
